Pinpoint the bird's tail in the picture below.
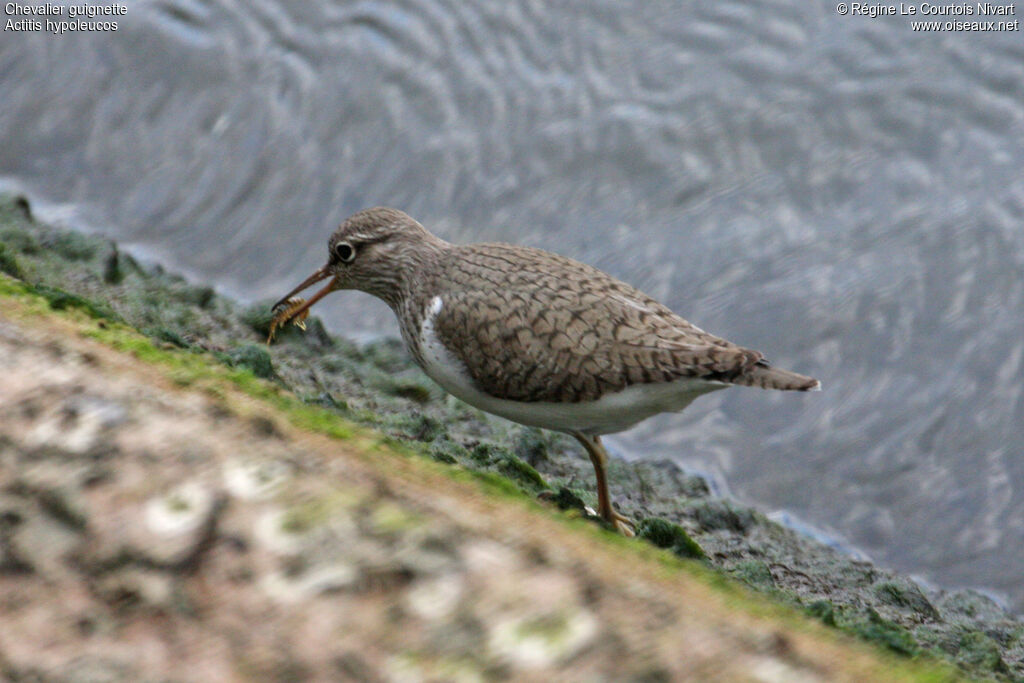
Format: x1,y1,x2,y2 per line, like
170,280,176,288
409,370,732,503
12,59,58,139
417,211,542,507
731,360,821,391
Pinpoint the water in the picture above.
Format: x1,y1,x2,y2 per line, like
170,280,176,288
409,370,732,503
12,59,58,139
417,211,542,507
2,0,1023,609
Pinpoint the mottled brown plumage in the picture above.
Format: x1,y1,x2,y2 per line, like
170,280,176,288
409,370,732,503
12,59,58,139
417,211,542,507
420,244,817,403
273,207,820,535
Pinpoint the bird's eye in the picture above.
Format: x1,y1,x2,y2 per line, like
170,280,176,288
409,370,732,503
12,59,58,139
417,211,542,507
334,242,356,263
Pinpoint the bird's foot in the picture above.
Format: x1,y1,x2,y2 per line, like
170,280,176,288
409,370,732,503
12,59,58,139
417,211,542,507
606,509,635,537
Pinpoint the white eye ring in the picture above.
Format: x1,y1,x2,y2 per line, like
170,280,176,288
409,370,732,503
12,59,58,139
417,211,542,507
334,242,356,263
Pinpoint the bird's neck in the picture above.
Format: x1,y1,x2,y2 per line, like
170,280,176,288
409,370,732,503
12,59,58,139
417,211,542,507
372,235,449,313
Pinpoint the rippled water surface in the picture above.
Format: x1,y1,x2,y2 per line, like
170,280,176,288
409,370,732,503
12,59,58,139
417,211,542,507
3,0,1023,608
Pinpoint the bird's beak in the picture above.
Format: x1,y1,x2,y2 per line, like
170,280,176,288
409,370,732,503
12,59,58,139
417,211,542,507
272,265,337,318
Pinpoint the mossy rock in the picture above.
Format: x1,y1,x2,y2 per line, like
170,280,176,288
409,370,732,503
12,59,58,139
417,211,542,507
636,518,705,560
241,302,275,337
361,339,413,373
176,284,216,309
549,486,586,512
806,600,837,627
300,317,334,347
690,500,756,534
954,629,1009,675
386,413,444,442
513,428,549,467
496,455,548,492
303,391,348,412
873,580,939,620
32,284,122,322
317,353,357,374
730,560,775,589
102,246,125,285
851,608,919,656
48,231,97,261
376,376,432,404
0,193,34,223
146,327,192,349
241,301,310,342
429,438,469,464
0,243,25,279
807,602,918,657
0,227,41,255
470,442,508,465
227,344,276,379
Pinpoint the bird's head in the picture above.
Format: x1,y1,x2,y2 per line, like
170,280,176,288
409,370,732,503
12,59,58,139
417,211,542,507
272,207,446,318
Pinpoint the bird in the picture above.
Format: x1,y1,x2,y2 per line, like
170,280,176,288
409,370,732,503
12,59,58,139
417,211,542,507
272,207,820,535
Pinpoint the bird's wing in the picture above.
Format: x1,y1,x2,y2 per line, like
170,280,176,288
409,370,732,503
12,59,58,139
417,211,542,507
429,244,762,403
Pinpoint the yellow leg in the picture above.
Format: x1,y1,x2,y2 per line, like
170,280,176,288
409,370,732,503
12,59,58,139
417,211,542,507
572,432,635,536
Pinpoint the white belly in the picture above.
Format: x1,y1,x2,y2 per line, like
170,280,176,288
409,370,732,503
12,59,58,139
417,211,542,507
417,297,726,435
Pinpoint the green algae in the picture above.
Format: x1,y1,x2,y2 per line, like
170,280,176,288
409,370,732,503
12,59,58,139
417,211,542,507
469,442,507,465
177,284,216,309
954,629,1010,676
49,230,98,261
874,580,940,620
102,246,125,285
32,283,123,322
856,609,920,657
805,601,920,658
385,413,444,442
361,339,409,372
0,225,40,255
806,600,838,628
512,427,549,467
550,487,586,512
690,499,757,534
241,301,281,338
429,438,469,464
635,517,706,560
225,344,277,380
145,326,192,349
730,560,775,589
496,454,548,492
0,243,25,279
374,376,433,403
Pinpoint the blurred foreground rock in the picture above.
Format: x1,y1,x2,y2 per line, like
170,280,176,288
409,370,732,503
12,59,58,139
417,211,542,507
0,303,927,681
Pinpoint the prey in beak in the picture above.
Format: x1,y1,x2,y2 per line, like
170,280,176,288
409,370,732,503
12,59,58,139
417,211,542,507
267,266,337,344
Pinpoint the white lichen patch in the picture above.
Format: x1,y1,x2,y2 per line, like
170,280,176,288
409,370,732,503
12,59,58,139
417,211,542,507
462,540,521,576
222,458,290,500
405,573,465,621
385,654,430,683
254,508,308,555
261,563,358,603
25,396,125,454
253,503,358,555
488,610,598,670
748,656,822,683
144,481,215,536
385,653,483,683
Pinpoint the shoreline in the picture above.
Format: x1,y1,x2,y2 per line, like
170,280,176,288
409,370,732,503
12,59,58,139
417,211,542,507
1,191,1021,679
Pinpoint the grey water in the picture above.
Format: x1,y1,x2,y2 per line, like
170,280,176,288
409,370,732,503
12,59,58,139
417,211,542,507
2,0,1023,610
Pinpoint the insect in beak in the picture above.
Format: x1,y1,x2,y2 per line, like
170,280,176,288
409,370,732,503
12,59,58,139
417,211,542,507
267,266,336,343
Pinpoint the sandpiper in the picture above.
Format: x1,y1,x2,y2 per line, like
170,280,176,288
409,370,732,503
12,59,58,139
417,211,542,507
273,207,820,535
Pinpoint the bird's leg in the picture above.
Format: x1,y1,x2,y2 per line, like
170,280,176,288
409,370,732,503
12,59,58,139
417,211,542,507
571,432,635,537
